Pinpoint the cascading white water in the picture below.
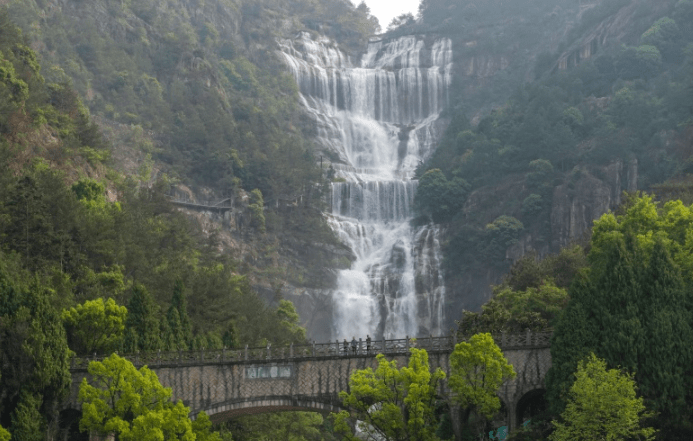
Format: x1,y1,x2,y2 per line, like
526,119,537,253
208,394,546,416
279,32,451,339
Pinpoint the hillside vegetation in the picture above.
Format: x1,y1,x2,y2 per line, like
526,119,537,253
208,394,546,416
0,9,321,439
5,0,377,199
414,0,693,311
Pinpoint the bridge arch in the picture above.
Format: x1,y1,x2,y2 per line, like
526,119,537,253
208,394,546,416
202,396,345,423
516,388,547,427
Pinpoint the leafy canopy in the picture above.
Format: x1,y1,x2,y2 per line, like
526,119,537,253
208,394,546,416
62,297,127,355
550,354,656,441
546,194,693,433
334,347,445,441
0,425,9,441
449,333,516,420
457,282,568,335
78,353,221,441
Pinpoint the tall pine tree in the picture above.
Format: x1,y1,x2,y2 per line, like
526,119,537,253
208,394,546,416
638,240,693,421
124,284,161,352
168,280,192,350
0,266,71,439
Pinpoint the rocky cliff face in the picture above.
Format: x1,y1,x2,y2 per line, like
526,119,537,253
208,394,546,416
451,159,640,314
550,159,638,251
417,0,680,322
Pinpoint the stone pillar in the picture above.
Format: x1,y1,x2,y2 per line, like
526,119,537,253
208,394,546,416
449,405,463,441
508,400,518,432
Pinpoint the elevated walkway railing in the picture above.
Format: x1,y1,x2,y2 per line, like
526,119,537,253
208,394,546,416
168,196,233,210
70,331,552,371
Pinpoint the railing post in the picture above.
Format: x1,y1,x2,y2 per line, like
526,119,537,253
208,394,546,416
406,336,410,352
244,345,248,361
200,347,204,362
526,329,532,346
501,331,507,348
290,342,294,358
430,334,433,350
178,349,182,365
312,341,316,357
336,340,339,356
157,349,161,366
267,343,271,359
222,347,226,363
359,338,362,355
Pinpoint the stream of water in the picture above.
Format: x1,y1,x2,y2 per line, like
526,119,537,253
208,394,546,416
279,33,451,339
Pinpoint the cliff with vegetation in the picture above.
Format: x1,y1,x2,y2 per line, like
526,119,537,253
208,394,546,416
413,0,693,314
0,0,385,339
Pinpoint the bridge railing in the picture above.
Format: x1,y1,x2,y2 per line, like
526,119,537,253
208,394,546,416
168,196,233,209
70,331,552,370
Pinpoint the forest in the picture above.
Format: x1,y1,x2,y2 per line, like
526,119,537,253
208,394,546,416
415,0,693,302
2,0,693,439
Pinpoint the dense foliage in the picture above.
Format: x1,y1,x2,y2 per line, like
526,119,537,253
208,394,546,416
0,12,310,439
416,0,693,283
4,0,377,203
547,194,693,438
226,412,336,441
0,258,71,440
549,354,655,441
335,338,514,441
62,297,127,355
449,333,516,438
334,347,446,441
79,354,222,440
457,245,586,335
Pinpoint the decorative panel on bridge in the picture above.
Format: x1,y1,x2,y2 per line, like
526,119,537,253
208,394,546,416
68,332,552,431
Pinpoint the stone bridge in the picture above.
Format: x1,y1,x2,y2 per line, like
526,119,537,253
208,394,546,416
68,332,552,432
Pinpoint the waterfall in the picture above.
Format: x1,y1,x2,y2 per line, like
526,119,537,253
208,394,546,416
279,32,452,339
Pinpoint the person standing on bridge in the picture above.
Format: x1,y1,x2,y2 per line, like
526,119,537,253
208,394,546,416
351,336,357,355
343,338,349,355
366,335,371,354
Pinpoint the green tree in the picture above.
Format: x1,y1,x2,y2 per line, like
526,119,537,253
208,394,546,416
449,333,516,436
415,169,470,222
78,353,221,441
168,280,192,350
9,392,42,441
62,297,127,355
547,195,693,434
123,284,161,352
193,412,227,441
483,216,524,266
159,314,175,351
0,424,9,441
0,265,71,439
334,347,445,441
457,282,568,335
641,17,681,62
248,189,266,233
229,412,329,441
550,354,656,441
274,299,307,345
